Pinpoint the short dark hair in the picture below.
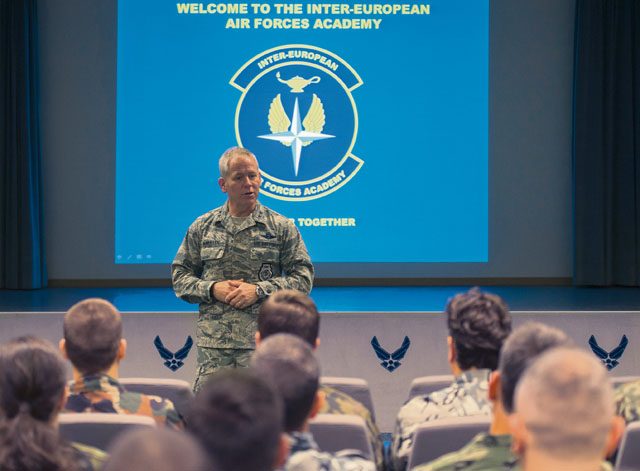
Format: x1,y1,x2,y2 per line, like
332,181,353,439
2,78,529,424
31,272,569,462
0,336,78,470
251,333,319,432
446,287,512,370
186,369,283,471
258,290,319,347
105,428,211,471
63,298,123,375
499,322,570,413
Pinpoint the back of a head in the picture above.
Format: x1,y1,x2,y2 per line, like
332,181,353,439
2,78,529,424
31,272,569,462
0,336,76,470
499,322,570,413
258,289,319,347
446,287,512,370
63,298,122,375
251,333,320,432
105,428,211,471
186,369,283,471
515,347,614,461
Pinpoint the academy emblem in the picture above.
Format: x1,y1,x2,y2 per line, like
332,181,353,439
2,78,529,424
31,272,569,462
230,44,364,201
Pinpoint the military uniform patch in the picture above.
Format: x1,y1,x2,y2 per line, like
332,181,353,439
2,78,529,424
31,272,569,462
259,263,274,281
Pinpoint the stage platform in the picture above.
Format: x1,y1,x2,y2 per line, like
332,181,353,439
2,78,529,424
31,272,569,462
2,286,640,431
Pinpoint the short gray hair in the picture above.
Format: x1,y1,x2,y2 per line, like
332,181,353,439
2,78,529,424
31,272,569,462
515,347,613,459
218,147,257,177
251,333,320,432
499,322,570,413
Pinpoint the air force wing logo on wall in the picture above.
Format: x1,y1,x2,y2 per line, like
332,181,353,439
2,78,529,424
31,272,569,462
231,44,364,201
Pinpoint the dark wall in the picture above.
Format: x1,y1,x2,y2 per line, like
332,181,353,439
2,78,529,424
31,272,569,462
38,0,576,282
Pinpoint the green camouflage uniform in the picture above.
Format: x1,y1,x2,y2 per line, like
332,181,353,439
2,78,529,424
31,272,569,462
411,433,517,471
64,374,184,429
286,431,377,471
614,379,640,424
393,370,492,471
320,385,384,471
172,202,313,390
71,442,109,471
412,434,613,471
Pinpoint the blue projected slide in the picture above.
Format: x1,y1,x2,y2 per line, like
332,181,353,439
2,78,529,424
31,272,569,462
115,0,488,264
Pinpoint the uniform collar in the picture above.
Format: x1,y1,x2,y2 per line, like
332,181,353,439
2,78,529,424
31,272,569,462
69,373,125,394
214,201,266,225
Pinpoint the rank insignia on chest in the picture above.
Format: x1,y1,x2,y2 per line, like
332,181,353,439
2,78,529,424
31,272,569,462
259,263,274,281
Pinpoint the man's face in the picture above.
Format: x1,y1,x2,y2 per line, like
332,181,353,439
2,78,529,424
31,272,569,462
219,154,261,215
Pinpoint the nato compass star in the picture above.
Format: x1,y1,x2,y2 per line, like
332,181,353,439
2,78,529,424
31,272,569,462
259,97,334,176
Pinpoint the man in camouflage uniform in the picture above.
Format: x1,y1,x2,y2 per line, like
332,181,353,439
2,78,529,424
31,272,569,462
186,369,288,471
61,298,183,429
393,288,512,470
172,147,313,391
256,290,384,470
510,348,623,471
413,322,569,470
252,334,376,471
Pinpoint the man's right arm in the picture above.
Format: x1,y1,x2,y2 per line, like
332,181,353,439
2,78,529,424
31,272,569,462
171,222,215,304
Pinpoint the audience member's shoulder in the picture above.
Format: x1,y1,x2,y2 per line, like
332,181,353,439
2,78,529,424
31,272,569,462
413,433,517,471
614,379,640,423
71,442,109,471
287,447,376,471
121,390,184,429
320,385,371,418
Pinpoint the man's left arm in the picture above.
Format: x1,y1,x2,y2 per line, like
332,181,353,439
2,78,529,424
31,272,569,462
256,220,314,296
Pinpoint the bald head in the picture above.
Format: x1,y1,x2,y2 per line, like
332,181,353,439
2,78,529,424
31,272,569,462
63,298,123,374
515,347,614,460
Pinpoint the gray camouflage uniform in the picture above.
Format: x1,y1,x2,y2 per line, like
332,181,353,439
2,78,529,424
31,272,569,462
615,379,640,424
286,431,376,471
393,369,492,471
172,202,313,390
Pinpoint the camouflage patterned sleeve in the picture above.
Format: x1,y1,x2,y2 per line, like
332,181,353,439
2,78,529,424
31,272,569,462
614,381,640,424
171,220,215,304
257,219,313,295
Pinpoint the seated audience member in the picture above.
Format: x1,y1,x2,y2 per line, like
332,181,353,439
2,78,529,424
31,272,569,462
614,374,640,424
257,289,383,469
186,369,288,471
60,298,183,428
251,333,376,471
0,336,107,471
511,348,624,471
393,288,513,470
104,428,211,471
413,322,569,470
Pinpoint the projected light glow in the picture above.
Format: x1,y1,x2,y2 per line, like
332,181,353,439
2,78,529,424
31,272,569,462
115,0,488,264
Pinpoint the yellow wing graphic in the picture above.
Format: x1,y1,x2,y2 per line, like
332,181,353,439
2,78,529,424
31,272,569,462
302,94,326,147
267,94,291,147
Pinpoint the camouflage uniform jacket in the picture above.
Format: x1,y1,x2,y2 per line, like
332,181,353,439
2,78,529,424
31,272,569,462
285,431,377,471
172,202,314,349
411,433,517,471
71,442,109,471
393,369,492,471
65,374,184,429
320,385,384,471
614,379,640,424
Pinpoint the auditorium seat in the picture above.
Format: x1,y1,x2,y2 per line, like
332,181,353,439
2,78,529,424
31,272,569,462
407,415,492,469
309,413,374,460
58,413,156,450
321,376,376,421
119,377,194,417
611,376,640,389
615,422,640,471
407,375,454,400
